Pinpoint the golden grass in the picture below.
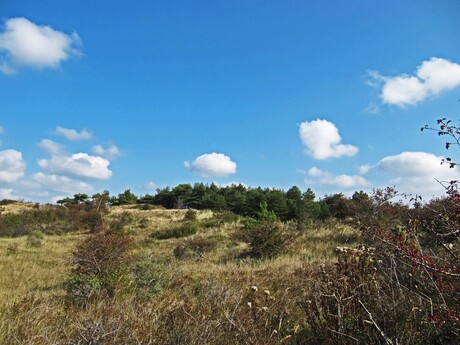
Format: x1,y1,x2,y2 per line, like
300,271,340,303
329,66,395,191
0,233,82,311
0,207,364,344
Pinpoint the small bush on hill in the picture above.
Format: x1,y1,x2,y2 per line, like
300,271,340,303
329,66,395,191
151,222,198,240
182,209,197,222
247,221,290,258
66,230,133,306
132,255,169,299
174,236,217,260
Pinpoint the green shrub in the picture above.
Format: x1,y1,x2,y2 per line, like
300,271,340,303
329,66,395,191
183,209,197,222
174,236,217,260
247,221,290,258
65,274,102,306
132,255,168,299
151,222,198,240
66,230,133,306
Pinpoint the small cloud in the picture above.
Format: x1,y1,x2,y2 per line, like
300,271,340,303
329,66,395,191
0,188,17,200
299,119,358,160
0,126,4,134
185,153,237,178
364,102,380,114
0,149,26,182
38,152,112,180
144,181,156,191
369,57,460,107
54,126,91,141
0,17,82,74
38,139,65,155
359,164,373,174
92,143,121,159
306,167,369,188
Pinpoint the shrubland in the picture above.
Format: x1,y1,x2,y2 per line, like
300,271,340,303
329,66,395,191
0,118,458,343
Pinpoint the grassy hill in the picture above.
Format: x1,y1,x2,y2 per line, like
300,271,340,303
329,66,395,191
0,200,458,344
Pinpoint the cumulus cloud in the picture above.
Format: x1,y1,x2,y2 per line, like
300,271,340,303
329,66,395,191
185,153,237,178
370,57,460,107
38,139,64,155
299,119,358,160
367,151,460,197
0,17,81,74
32,172,93,195
55,126,91,141
307,167,369,188
0,149,26,182
92,144,121,159
38,153,112,180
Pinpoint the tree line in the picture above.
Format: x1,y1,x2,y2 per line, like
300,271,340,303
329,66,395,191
58,183,373,222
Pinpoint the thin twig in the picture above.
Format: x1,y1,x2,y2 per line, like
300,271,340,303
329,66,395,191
358,299,393,345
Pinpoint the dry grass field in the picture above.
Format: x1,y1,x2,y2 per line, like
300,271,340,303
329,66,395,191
2,200,456,344
0,202,363,344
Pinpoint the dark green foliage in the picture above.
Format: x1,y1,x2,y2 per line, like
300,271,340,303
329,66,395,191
151,222,199,240
110,189,138,205
247,221,290,258
0,199,18,206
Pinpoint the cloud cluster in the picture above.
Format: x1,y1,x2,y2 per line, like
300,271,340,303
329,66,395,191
299,119,358,160
366,151,460,197
32,172,93,195
185,153,237,178
38,153,112,180
0,149,26,182
55,126,91,141
307,167,369,188
92,144,121,159
0,17,81,74
370,57,460,107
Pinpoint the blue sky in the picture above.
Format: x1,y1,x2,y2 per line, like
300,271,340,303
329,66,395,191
1,0,460,202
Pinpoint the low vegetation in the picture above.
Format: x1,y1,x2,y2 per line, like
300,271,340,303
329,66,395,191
0,119,458,343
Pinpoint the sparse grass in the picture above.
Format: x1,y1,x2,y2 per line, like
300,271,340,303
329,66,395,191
0,233,82,311
0,206,366,344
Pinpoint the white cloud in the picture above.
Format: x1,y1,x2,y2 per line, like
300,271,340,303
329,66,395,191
0,17,81,74
368,151,460,197
55,126,91,141
32,172,93,195
185,153,237,178
0,149,26,182
144,181,156,191
371,57,460,107
92,144,121,159
307,167,369,188
38,139,64,155
299,119,358,160
0,126,4,134
38,153,112,180
0,188,17,200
